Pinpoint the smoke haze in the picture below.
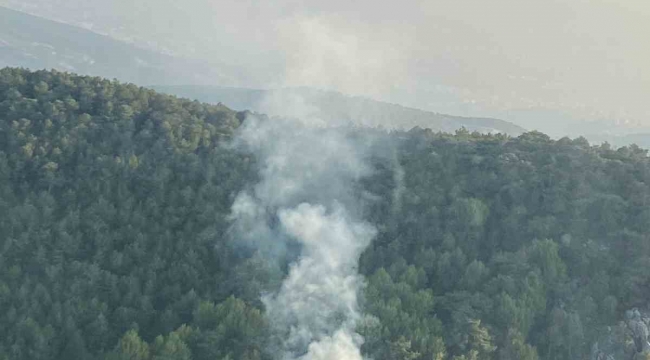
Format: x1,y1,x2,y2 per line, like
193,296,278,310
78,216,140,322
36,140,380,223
3,0,648,135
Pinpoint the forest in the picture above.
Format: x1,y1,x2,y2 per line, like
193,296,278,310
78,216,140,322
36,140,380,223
1,68,650,360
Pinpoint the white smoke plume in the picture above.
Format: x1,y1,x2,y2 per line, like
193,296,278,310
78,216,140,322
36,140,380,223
226,13,399,359
230,115,377,359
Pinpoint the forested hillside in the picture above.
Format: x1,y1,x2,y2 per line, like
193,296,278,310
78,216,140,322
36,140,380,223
2,68,650,360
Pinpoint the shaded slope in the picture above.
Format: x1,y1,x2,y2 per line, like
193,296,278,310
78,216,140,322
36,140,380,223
0,6,226,85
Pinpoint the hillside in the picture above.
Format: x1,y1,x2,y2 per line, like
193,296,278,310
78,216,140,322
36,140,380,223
0,6,227,86
2,68,650,360
153,85,527,135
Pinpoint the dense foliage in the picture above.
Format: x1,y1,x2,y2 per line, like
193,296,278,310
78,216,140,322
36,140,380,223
2,68,650,360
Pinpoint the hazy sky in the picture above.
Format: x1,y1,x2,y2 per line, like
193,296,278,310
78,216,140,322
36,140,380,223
3,0,649,133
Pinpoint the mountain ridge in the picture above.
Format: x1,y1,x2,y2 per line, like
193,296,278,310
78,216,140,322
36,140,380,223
0,5,228,86
153,85,527,135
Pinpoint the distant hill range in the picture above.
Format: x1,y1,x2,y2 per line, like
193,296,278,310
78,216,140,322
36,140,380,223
3,6,649,145
153,85,527,135
0,5,227,86
0,5,524,135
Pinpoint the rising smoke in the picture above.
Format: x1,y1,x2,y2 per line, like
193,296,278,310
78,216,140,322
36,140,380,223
225,13,408,358
229,114,378,359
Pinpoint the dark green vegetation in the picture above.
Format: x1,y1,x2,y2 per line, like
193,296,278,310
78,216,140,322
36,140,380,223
0,6,226,86
152,85,527,135
2,68,650,360
590,132,650,151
